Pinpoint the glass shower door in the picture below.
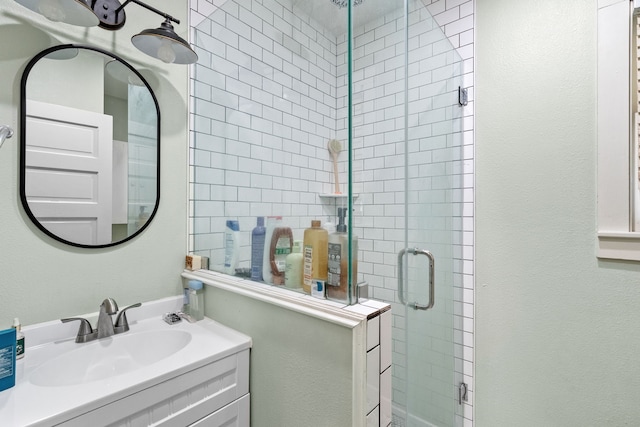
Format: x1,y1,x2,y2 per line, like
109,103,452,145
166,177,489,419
349,1,464,426
398,3,464,426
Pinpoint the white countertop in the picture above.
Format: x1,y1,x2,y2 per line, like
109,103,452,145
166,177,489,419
0,296,251,427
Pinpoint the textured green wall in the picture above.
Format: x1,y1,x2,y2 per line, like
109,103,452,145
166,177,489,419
204,286,355,427
476,0,640,424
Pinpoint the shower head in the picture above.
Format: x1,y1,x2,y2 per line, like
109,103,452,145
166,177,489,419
330,0,364,8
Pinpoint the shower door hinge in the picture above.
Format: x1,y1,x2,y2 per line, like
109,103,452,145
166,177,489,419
458,382,468,405
458,86,468,106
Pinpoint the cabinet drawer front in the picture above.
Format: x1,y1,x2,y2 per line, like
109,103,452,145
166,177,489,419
60,349,249,427
191,393,250,427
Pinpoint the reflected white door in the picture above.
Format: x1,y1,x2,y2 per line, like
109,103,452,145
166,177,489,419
25,100,113,245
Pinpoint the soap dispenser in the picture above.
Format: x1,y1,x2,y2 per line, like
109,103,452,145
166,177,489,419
327,207,358,303
187,280,205,321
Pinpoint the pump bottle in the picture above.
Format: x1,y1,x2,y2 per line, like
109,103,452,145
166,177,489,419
327,207,358,303
303,220,328,294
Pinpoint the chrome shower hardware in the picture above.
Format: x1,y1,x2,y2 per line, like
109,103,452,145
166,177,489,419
330,0,364,9
458,86,469,106
397,247,435,310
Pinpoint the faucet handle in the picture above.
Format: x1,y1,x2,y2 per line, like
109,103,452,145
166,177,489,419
61,317,95,343
114,302,142,333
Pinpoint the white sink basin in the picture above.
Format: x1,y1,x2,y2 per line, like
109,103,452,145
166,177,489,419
29,329,191,387
0,296,252,427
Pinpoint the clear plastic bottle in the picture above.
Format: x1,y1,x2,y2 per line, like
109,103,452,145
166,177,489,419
181,287,190,316
327,207,358,304
251,217,266,281
224,220,240,275
262,216,281,284
285,240,304,289
303,220,328,294
188,280,204,321
269,224,293,285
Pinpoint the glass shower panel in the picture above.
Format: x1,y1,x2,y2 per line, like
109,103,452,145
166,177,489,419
403,1,464,425
190,0,463,423
190,0,352,294
351,0,464,425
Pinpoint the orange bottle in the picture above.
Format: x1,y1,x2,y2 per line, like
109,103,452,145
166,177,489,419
303,220,328,294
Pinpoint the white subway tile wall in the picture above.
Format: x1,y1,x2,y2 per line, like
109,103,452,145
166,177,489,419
189,1,474,426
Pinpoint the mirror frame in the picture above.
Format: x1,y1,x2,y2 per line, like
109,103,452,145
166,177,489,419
19,44,161,248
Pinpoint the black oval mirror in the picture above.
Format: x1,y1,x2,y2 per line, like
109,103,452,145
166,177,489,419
20,45,160,248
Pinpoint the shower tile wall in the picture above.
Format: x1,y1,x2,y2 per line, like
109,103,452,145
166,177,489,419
188,0,341,270
188,1,474,425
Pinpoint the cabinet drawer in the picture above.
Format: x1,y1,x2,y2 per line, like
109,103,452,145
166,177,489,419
191,393,250,427
60,349,249,427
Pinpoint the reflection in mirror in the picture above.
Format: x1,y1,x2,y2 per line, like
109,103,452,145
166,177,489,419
20,45,160,248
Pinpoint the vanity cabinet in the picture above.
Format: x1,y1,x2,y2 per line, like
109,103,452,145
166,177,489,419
1,298,251,427
60,349,250,427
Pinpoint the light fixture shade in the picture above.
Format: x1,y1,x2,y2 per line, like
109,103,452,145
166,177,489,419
131,20,198,65
105,59,144,86
14,0,99,27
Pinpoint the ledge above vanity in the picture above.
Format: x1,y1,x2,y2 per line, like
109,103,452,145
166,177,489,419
181,269,390,328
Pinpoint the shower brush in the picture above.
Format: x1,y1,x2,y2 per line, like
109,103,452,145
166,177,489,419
328,139,342,194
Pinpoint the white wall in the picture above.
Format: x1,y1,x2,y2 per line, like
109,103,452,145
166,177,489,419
0,0,189,326
476,0,640,424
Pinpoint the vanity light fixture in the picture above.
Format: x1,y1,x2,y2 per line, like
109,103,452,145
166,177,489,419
13,0,99,26
131,18,197,64
13,0,198,64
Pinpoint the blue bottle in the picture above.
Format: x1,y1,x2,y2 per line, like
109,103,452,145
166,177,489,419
251,217,266,281
0,328,16,392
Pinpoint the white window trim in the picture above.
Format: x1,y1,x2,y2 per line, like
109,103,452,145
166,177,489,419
596,0,640,261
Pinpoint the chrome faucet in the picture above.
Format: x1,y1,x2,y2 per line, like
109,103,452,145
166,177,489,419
97,298,118,339
61,298,141,343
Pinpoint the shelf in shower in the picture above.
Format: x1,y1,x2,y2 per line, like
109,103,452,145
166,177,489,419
318,193,359,200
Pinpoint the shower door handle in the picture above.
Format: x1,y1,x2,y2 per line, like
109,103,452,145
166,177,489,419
397,248,435,310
